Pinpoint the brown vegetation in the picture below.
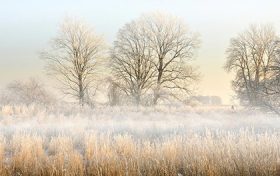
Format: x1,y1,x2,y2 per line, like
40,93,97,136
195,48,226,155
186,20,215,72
0,130,278,176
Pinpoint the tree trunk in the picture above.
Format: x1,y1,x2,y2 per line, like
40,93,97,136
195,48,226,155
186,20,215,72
153,58,163,105
135,93,141,106
78,75,84,106
153,85,160,105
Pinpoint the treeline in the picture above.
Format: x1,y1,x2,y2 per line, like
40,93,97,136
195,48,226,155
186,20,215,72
2,12,280,114
40,12,200,106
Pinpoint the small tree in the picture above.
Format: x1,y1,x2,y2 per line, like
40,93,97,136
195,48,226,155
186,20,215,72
1,78,54,105
41,18,106,106
107,78,121,106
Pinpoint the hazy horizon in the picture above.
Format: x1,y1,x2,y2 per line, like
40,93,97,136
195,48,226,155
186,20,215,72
2,0,280,104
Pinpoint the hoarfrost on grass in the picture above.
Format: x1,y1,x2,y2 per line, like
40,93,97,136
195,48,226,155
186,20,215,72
0,105,279,175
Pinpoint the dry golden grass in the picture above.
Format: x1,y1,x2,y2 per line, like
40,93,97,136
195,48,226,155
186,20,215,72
0,130,277,176
0,105,280,175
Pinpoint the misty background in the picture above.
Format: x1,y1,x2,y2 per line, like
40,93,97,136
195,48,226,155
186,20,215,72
1,0,280,104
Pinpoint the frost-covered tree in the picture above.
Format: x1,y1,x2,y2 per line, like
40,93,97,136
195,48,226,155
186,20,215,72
111,12,200,105
111,19,156,105
225,24,280,114
41,18,106,106
141,12,200,105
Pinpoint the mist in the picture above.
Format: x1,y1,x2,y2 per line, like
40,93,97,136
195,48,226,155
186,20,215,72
2,1,280,175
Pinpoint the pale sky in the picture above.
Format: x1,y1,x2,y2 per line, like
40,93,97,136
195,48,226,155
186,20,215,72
1,0,280,104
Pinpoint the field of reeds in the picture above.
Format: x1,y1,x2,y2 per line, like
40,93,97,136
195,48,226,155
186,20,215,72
0,105,280,176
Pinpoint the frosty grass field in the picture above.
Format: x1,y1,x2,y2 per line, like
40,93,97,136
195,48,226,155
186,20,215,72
0,105,280,175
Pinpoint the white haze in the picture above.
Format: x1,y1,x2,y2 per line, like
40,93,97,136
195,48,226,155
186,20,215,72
0,105,279,139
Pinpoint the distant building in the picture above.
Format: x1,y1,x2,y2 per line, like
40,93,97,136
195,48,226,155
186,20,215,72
190,96,222,105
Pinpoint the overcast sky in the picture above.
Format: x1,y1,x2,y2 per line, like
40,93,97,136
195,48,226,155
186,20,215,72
1,0,280,104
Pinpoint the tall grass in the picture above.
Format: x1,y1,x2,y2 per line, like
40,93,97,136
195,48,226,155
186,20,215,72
0,130,277,175
0,105,279,175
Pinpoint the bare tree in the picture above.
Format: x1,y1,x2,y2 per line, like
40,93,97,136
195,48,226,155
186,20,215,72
111,20,156,105
256,40,280,114
41,18,105,106
111,13,200,105
140,12,200,105
225,24,279,107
